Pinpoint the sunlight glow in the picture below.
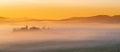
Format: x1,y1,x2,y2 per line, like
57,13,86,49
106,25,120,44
0,0,120,19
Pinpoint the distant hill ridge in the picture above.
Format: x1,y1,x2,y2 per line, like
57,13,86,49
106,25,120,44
60,15,120,23
0,15,120,23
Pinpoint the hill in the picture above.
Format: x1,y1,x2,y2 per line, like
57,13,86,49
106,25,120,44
60,15,120,23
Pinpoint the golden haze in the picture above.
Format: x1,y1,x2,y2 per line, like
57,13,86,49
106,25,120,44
0,0,120,20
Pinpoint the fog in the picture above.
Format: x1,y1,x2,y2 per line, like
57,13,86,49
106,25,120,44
0,22,120,52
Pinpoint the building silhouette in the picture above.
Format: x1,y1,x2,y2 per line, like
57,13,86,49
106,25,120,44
13,25,49,32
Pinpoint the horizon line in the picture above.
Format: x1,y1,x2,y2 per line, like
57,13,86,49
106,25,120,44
0,14,120,20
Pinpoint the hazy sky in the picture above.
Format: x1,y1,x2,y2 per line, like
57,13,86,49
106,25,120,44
0,0,120,19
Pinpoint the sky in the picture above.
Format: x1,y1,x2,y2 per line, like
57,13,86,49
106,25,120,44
0,0,120,20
